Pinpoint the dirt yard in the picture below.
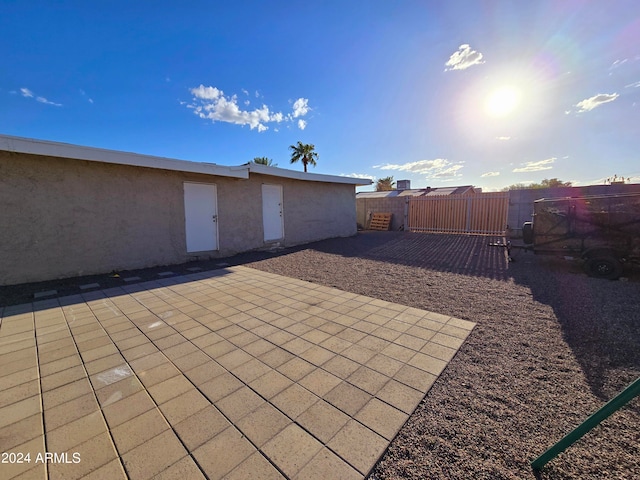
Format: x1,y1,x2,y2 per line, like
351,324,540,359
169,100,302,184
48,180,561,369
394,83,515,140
2,231,639,479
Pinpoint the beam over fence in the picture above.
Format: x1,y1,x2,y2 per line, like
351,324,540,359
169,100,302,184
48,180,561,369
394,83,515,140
408,192,509,235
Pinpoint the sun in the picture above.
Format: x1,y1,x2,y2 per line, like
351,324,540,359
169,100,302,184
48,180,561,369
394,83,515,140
485,86,522,118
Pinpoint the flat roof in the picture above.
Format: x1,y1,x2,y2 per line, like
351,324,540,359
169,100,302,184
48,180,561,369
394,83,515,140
0,134,372,186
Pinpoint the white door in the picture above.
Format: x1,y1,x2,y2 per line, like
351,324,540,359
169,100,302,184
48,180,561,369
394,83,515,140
262,184,284,241
184,182,218,252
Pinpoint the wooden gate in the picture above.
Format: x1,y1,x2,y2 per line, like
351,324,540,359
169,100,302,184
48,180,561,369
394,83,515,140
408,192,509,235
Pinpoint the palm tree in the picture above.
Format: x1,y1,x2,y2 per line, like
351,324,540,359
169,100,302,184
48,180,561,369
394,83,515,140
376,176,395,191
289,141,318,173
253,157,277,167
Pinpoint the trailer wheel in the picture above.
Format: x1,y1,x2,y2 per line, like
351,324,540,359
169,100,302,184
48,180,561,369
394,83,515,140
522,222,534,245
585,256,623,280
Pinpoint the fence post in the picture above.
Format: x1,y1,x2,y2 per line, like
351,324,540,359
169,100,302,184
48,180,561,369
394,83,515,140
404,198,409,231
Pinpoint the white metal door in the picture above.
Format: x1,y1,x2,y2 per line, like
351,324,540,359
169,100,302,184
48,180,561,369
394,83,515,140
184,182,218,252
262,184,283,241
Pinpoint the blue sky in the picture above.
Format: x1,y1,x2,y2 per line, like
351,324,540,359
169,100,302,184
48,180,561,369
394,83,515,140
2,0,639,191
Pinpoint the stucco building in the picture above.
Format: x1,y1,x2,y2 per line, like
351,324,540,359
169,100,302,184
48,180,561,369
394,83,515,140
0,135,370,286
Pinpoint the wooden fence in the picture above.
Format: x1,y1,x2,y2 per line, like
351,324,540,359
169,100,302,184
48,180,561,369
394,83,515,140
408,192,510,235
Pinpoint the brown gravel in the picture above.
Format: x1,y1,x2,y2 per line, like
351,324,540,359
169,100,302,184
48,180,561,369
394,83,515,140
241,232,640,480
2,231,638,479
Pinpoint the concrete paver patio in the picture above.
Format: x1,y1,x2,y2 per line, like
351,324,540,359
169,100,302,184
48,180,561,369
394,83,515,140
0,266,474,480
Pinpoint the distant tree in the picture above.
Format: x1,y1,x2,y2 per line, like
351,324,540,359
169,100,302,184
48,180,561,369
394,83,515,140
503,178,572,191
289,141,318,173
376,176,396,191
605,174,630,184
252,157,277,167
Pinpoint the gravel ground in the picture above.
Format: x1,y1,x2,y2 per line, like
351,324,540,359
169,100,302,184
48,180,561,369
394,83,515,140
2,231,639,479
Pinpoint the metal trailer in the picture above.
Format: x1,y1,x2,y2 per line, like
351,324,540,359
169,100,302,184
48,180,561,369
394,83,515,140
495,192,640,279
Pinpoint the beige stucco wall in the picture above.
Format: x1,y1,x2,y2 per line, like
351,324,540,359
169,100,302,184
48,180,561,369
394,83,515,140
0,152,357,285
356,196,406,231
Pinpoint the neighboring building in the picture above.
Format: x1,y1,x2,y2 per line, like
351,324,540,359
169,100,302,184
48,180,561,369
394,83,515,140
0,134,371,286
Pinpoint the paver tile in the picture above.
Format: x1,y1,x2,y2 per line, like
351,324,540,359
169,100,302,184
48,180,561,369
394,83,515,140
47,410,106,452
295,447,362,480
249,370,293,399
355,397,409,440
137,362,181,388
296,399,350,444
147,375,194,404
44,392,100,431
276,357,315,381
49,431,117,480
111,407,170,453
174,405,231,450
0,436,45,479
160,389,210,424
393,364,437,391
154,456,206,480
235,402,291,447
324,382,371,417
408,351,448,376
327,419,388,475
262,424,323,478
259,347,295,368
376,379,426,414
298,368,342,397
231,357,271,384
193,427,256,480
84,353,126,376
94,375,144,407
102,390,155,428
298,344,335,366
80,459,127,480
40,365,87,392
322,355,360,379
200,372,244,403
0,380,40,409
347,366,390,395
171,349,211,371
224,452,285,480
0,413,42,451
91,365,134,390
216,386,265,422
272,383,319,419
122,430,187,480
0,367,38,394
0,395,41,429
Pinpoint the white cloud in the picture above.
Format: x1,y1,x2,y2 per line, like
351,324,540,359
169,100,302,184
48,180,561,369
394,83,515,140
187,85,309,132
481,171,500,177
20,87,62,106
496,136,511,141
445,44,485,71
610,59,628,70
374,158,464,179
292,98,309,117
340,173,376,181
79,89,94,104
513,157,555,173
625,81,640,88
574,93,619,112
241,88,249,96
